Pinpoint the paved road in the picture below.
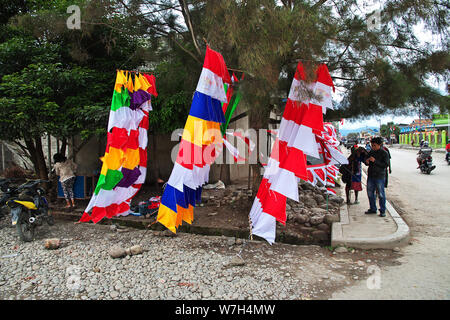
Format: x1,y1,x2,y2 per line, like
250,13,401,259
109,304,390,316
331,147,450,299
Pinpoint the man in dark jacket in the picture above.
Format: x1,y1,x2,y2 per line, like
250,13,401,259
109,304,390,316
364,137,389,217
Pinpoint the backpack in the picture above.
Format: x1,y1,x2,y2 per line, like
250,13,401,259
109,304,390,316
339,164,351,184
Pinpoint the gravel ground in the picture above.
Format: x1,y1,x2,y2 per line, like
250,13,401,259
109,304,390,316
0,218,400,300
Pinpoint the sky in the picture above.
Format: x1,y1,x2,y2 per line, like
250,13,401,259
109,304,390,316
340,115,417,130
339,1,447,132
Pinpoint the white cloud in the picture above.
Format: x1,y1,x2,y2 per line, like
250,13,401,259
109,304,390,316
340,115,417,130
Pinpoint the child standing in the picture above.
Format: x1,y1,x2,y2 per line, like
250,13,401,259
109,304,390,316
346,146,367,204
53,153,77,208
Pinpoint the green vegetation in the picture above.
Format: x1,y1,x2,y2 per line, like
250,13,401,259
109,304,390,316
0,0,448,181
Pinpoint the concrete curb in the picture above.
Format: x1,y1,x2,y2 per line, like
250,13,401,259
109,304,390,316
331,171,410,249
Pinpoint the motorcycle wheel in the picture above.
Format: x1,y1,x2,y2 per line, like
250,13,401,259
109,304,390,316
46,215,55,226
16,211,35,242
35,214,43,226
0,206,6,219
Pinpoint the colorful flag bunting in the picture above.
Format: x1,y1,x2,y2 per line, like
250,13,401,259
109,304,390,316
156,46,230,233
80,70,157,223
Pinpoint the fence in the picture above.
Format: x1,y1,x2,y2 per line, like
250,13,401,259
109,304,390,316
399,130,447,148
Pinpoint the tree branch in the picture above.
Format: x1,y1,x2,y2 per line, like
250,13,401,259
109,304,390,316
311,0,329,10
12,139,30,158
178,0,202,57
332,76,368,81
169,34,203,65
117,0,202,64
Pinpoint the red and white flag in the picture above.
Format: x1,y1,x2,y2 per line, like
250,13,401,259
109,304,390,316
222,131,256,163
249,62,337,244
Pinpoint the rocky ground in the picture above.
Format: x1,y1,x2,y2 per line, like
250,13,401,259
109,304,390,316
158,179,343,245
0,217,401,300
50,179,343,245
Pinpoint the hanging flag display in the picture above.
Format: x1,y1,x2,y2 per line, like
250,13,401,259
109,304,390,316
220,73,252,163
157,46,231,233
249,62,346,244
79,70,157,223
221,73,243,135
223,131,255,163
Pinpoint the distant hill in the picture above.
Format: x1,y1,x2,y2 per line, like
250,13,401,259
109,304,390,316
339,126,379,137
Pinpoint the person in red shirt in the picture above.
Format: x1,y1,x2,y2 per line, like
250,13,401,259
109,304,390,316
446,140,450,162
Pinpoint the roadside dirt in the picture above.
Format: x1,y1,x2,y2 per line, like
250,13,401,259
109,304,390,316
0,216,403,300
51,179,339,245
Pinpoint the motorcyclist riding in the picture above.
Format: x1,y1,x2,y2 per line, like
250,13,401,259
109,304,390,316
417,141,435,171
420,139,425,148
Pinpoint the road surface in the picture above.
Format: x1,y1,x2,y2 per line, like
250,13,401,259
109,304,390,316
332,147,450,299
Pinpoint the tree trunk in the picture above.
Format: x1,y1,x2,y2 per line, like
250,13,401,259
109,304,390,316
34,136,48,180
23,136,49,188
219,164,231,185
59,138,67,156
248,101,271,194
24,137,38,173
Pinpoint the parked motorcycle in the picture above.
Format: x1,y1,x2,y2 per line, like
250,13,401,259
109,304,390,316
0,179,12,220
0,179,54,242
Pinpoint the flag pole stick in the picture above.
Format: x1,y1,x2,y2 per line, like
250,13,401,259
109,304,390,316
325,167,329,213
248,214,253,241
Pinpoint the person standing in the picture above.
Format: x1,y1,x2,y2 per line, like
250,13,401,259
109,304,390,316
364,137,389,217
382,143,392,187
53,153,77,208
445,139,450,162
345,146,367,204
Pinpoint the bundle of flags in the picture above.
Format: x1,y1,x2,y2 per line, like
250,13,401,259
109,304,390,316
221,73,242,136
249,62,347,244
220,73,257,163
80,70,157,223
304,122,344,189
156,46,231,233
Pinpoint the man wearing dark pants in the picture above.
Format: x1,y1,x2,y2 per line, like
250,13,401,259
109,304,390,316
364,137,389,217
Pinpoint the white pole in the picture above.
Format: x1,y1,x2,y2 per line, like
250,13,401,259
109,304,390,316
325,167,328,212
